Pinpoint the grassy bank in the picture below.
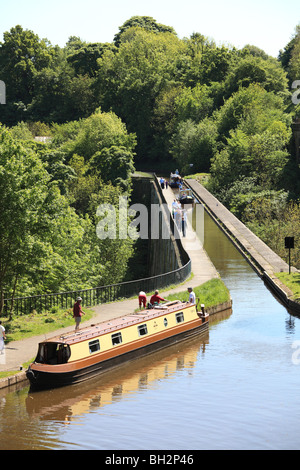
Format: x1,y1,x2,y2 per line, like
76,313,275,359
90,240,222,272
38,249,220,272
166,278,230,307
276,272,300,301
2,306,94,343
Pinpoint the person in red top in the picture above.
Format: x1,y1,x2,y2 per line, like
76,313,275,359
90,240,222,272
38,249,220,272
73,296,86,331
150,290,166,306
138,291,147,309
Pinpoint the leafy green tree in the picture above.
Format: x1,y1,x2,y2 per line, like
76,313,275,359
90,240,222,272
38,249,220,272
288,30,300,84
150,85,184,164
183,41,238,87
224,55,289,97
89,145,135,191
214,83,291,140
210,125,290,194
67,42,116,76
241,44,270,60
28,65,72,121
174,84,215,123
279,24,300,82
67,154,100,215
96,28,187,161
114,16,176,46
64,108,136,160
9,122,33,141
0,127,87,305
170,118,218,173
0,25,55,123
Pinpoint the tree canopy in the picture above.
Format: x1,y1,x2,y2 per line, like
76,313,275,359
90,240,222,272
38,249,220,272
1,15,300,298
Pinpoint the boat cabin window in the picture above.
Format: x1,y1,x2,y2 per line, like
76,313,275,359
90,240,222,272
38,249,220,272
111,332,122,345
89,339,100,354
176,312,184,323
138,324,148,336
164,318,168,327
35,342,71,365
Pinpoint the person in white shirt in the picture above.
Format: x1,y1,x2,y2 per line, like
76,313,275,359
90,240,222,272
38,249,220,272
0,321,6,354
187,287,196,304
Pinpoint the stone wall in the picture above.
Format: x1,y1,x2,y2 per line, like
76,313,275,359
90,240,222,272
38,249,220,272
131,175,189,278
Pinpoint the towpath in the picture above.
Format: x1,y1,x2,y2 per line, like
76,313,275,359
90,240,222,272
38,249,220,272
1,184,219,373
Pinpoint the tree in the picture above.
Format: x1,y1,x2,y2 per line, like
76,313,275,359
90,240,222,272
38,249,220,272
67,42,116,76
210,125,290,194
0,25,54,123
214,83,291,140
183,41,238,87
96,28,187,161
0,127,88,306
64,108,136,161
114,16,176,47
89,145,135,191
288,28,300,84
174,84,214,123
224,55,289,97
279,24,300,83
209,83,292,197
170,118,218,173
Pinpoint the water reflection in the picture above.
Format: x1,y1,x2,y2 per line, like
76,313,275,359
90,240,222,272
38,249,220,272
25,334,210,424
0,331,212,449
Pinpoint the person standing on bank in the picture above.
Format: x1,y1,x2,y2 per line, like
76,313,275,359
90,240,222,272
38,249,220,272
138,291,147,309
181,209,187,237
0,321,6,354
187,287,196,305
73,297,86,331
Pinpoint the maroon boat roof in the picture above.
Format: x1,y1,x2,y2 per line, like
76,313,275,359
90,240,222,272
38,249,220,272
42,300,189,345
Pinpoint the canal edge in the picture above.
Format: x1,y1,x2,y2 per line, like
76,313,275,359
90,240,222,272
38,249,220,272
184,179,300,316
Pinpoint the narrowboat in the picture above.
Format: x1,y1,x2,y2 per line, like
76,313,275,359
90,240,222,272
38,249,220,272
169,172,182,188
26,300,209,390
179,188,194,205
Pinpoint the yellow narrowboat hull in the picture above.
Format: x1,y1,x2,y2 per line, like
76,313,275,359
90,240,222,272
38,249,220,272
26,302,208,390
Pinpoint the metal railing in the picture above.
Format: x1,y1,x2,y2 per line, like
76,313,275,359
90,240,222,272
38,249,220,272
2,260,191,315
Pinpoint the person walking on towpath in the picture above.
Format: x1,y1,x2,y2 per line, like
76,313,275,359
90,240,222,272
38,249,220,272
172,199,180,217
0,321,6,354
159,177,165,189
181,209,187,237
73,296,86,331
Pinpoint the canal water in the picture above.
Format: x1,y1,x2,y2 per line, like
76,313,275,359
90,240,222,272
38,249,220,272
1,212,300,450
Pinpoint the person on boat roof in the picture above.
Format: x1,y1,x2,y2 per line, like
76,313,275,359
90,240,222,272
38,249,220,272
150,290,166,306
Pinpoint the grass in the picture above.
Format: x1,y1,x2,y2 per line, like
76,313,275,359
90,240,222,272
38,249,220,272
2,306,95,343
185,172,210,185
276,272,300,301
165,278,230,307
132,171,154,178
0,358,34,380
